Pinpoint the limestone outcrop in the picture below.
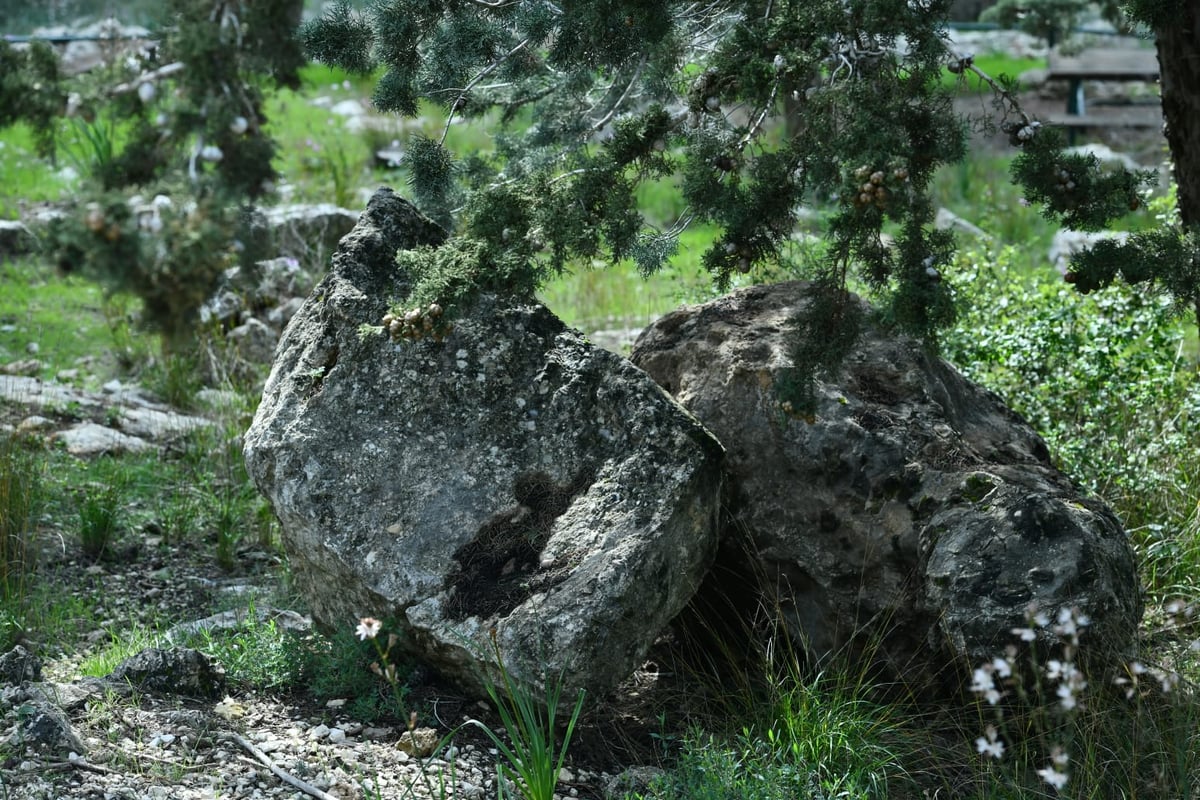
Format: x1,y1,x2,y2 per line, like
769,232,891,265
631,281,1141,682
244,189,723,699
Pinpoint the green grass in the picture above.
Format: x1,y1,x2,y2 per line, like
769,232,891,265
0,258,139,385
941,53,1047,95
0,124,75,216
80,623,161,678
0,434,42,648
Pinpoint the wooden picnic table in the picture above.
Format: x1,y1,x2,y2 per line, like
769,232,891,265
1044,48,1162,140
1047,48,1160,115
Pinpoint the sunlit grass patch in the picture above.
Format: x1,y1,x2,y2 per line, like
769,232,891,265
0,257,136,384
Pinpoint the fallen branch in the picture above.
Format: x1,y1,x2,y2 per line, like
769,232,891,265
229,733,341,800
41,758,114,775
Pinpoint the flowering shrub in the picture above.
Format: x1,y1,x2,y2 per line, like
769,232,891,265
967,603,1199,797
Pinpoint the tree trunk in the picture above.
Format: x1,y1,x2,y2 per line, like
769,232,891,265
1154,8,1200,327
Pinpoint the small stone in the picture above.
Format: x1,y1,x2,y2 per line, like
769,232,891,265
361,726,394,741
1,359,42,376
396,727,439,758
309,724,330,740
16,416,54,433
328,728,346,743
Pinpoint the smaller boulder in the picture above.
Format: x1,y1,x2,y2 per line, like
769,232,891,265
227,318,279,365
632,281,1141,685
0,220,37,257
12,701,85,757
264,204,359,260
55,423,151,456
0,645,42,685
107,648,225,698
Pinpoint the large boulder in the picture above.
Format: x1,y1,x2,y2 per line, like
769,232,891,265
631,281,1141,684
244,188,723,698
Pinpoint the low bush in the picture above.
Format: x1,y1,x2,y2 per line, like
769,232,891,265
942,243,1200,596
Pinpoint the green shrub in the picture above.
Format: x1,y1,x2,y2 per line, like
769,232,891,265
188,612,301,692
287,622,413,723
78,481,122,560
942,244,1200,595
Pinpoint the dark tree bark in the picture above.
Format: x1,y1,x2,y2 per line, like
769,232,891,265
1154,7,1200,324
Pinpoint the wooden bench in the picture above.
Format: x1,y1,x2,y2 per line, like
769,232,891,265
1044,48,1162,141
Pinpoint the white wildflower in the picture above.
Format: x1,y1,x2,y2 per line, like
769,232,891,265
1037,766,1069,791
969,667,994,695
1011,627,1037,642
1156,669,1180,693
1057,682,1078,710
991,656,1012,679
200,144,224,162
137,81,156,103
975,725,1005,760
355,617,382,641
969,666,1003,704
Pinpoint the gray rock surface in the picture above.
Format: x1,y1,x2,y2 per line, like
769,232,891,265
0,375,210,452
54,422,152,455
263,203,359,261
631,281,1141,683
244,188,724,699
0,220,37,257
108,648,226,699
12,700,85,757
0,645,42,684
226,317,279,365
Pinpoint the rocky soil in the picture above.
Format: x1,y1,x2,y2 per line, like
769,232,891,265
0,384,675,800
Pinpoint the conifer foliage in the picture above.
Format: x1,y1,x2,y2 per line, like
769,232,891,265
303,0,1194,407
0,0,304,350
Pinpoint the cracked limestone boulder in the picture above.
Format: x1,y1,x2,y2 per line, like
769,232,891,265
244,188,723,699
631,281,1141,686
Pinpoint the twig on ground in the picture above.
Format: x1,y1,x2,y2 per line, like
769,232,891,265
229,733,341,800
41,758,114,775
